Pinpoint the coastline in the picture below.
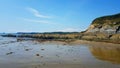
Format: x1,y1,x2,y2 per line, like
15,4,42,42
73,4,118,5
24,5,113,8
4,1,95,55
16,38,120,45
17,37,120,44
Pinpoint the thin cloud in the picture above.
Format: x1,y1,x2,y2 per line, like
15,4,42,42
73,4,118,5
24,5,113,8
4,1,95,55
23,18,54,24
27,7,51,18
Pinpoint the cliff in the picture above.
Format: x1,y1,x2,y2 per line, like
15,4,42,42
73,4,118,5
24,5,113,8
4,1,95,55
86,13,120,34
81,13,120,43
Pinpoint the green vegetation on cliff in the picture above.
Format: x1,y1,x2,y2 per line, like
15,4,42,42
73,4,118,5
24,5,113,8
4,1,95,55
92,13,120,27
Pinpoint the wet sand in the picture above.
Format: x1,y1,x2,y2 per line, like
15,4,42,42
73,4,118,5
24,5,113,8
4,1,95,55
0,37,120,68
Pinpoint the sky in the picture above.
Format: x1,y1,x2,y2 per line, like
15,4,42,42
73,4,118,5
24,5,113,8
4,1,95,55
0,0,120,33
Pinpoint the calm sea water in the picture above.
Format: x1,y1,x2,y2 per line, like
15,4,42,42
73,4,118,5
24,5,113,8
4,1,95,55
0,36,120,68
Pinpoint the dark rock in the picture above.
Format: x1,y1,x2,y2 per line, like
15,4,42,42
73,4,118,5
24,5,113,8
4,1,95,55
36,54,40,56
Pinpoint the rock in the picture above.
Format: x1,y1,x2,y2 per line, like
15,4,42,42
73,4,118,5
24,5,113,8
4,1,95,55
41,49,45,50
6,52,14,55
110,34,120,40
36,54,40,56
82,13,120,43
86,13,120,34
25,49,29,51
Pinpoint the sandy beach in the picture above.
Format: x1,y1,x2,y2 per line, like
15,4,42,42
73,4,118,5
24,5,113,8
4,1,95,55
0,37,120,68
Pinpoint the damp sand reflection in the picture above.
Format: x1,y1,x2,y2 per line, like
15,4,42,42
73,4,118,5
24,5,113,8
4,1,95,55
0,37,120,68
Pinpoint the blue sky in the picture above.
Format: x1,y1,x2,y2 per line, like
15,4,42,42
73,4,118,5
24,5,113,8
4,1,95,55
0,0,120,33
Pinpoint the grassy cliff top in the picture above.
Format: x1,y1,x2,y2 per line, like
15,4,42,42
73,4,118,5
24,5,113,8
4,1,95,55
92,13,120,27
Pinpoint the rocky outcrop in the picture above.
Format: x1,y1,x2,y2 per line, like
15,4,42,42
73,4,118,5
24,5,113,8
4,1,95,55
86,25,120,34
86,13,120,34
81,13,120,43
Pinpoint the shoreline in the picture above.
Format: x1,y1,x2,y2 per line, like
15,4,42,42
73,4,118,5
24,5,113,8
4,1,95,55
17,38,120,44
16,38,120,46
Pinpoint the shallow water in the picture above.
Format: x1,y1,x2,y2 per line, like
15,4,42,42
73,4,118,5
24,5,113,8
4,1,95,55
0,37,120,68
